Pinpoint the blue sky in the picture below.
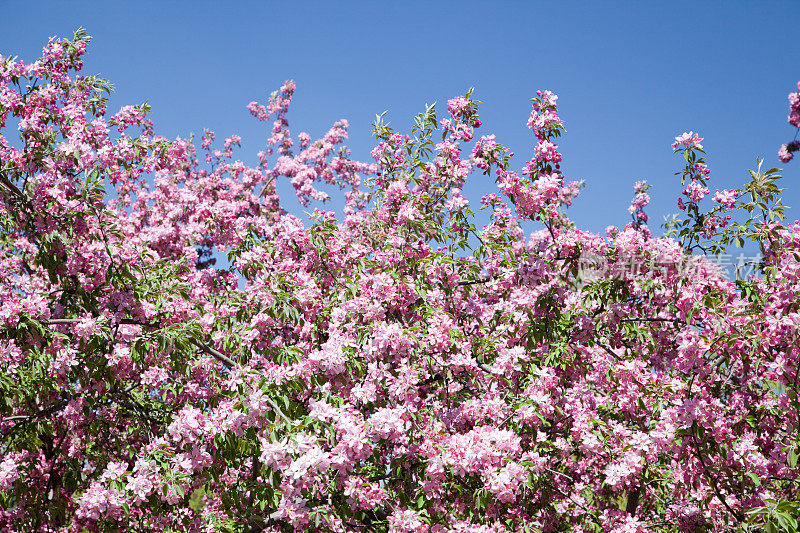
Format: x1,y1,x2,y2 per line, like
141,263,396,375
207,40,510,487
2,1,798,244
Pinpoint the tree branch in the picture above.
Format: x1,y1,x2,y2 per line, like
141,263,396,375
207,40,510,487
477,362,498,375
618,317,684,324
190,338,236,368
457,275,496,286
625,485,640,516
42,317,238,369
3,415,33,422
691,425,744,522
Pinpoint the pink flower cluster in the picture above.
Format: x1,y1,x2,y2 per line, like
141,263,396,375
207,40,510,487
471,134,506,171
495,89,579,224
779,140,799,163
712,189,738,208
671,131,703,151
683,179,709,203
110,104,152,133
447,95,481,128
779,81,800,163
789,81,800,128
627,180,651,232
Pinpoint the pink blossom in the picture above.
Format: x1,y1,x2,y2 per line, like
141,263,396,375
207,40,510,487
388,509,428,533
671,131,704,150
0,453,23,491
683,179,709,202
779,140,799,163
712,189,738,208
533,140,561,163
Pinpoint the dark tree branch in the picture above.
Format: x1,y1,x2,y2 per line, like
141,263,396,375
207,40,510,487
625,486,640,516
618,317,684,324
691,425,744,522
190,338,236,368
457,275,495,286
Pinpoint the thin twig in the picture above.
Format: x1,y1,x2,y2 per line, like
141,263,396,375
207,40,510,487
691,425,744,522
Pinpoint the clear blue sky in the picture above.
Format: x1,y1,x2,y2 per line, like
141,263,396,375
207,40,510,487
2,1,798,240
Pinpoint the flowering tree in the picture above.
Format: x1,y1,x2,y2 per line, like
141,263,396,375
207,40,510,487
1,30,800,532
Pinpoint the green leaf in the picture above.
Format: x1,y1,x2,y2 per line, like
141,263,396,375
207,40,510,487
746,471,761,486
